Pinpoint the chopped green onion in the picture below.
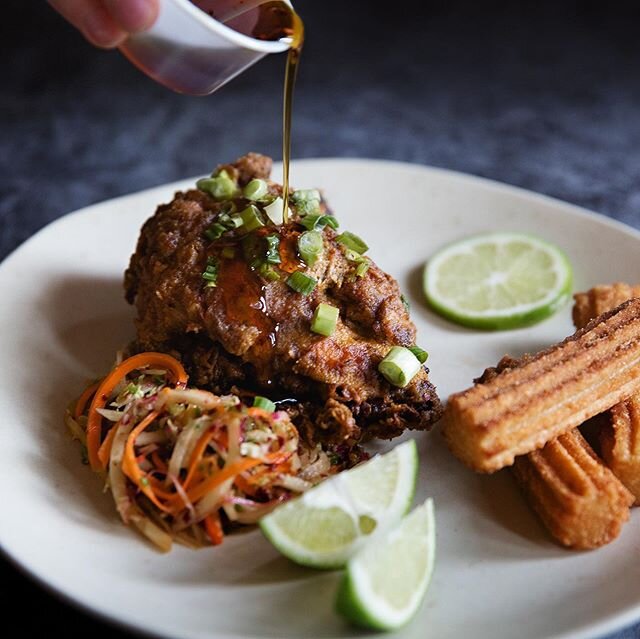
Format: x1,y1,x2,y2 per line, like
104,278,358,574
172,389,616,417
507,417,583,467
355,258,370,277
300,214,339,231
324,216,339,230
216,214,232,228
408,345,428,364
243,178,269,201
265,234,281,264
345,256,369,282
217,211,242,229
202,257,219,287
264,196,290,225
378,346,421,388
239,205,265,232
299,214,320,230
204,222,227,241
196,177,218,193
219,201,237,215
291,189,322,215
344,248,361,262
196,170,238,201
311,302,339,336
253,396,276,412
230,213,244,228
337,231,369,255
242,234,280,273
401,294,411,312
258,263,280,282
287,271,317,295
299,215,321,230
241,233,263,268
298,230,324,267
221,247,236,259
292,188,320,202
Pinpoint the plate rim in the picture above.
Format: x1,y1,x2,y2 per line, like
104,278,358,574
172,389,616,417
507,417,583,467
2,157,639,271
0,157,638,639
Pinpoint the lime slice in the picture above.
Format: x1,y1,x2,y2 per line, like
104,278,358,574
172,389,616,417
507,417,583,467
336,498,436,630
423,232,573,330
259,440,418,569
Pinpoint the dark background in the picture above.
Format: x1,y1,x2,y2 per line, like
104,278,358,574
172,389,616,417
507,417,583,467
2,1,639,637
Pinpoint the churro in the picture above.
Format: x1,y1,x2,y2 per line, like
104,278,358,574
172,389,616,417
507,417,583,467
572,283,640,505
573,283,640,331
443,298,640,472
600,397,640,505
511,430,634,549
482,352,635,546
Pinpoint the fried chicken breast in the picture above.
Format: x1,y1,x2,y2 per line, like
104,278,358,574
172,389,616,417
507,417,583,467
124,153,442,452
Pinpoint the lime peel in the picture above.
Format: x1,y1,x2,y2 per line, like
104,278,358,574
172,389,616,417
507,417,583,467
259,440,418,569
423,232,573,330
336,498,436,630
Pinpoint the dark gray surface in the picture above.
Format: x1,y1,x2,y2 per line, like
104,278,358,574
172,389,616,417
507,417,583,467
1,1,639,638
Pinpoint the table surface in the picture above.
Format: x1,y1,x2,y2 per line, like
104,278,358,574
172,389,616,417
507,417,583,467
2,1,639,637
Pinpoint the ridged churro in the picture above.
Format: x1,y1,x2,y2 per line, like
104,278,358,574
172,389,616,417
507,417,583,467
572,283,640,505
573,283,640,331
600,397,640,505
443,298,640,473
511,430,634,549
480,351,635,547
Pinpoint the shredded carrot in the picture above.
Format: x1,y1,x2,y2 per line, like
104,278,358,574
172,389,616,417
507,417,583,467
167,457,263,512
247,406,273,419
148,476,180,501
74,381,101,419
75,351,308,551
183,428,216,490
233,473,258,496
97,424,118,468
165,447,292,513
272,460,292,474
263,449,294,466
222,447,295,496
151,450,168,473
121,410,171,513
86,352,188,471
204,512,224,545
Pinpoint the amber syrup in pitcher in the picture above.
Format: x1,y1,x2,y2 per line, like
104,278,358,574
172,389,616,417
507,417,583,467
192,0,304,222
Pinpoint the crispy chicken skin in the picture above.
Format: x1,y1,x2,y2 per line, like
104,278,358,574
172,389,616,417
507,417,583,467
124,153,442,449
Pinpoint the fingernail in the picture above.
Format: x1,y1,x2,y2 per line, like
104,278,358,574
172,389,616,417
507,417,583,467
83,9,126,48
116,0,159,33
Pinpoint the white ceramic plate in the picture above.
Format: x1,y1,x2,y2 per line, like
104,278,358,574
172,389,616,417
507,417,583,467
0,159,639,639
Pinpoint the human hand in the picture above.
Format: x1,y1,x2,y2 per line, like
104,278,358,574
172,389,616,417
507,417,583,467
48,0,159,49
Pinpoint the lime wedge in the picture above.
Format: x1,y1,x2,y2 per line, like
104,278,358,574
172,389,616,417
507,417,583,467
423,232,573,330
336,498,436,630
259,440,418,569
